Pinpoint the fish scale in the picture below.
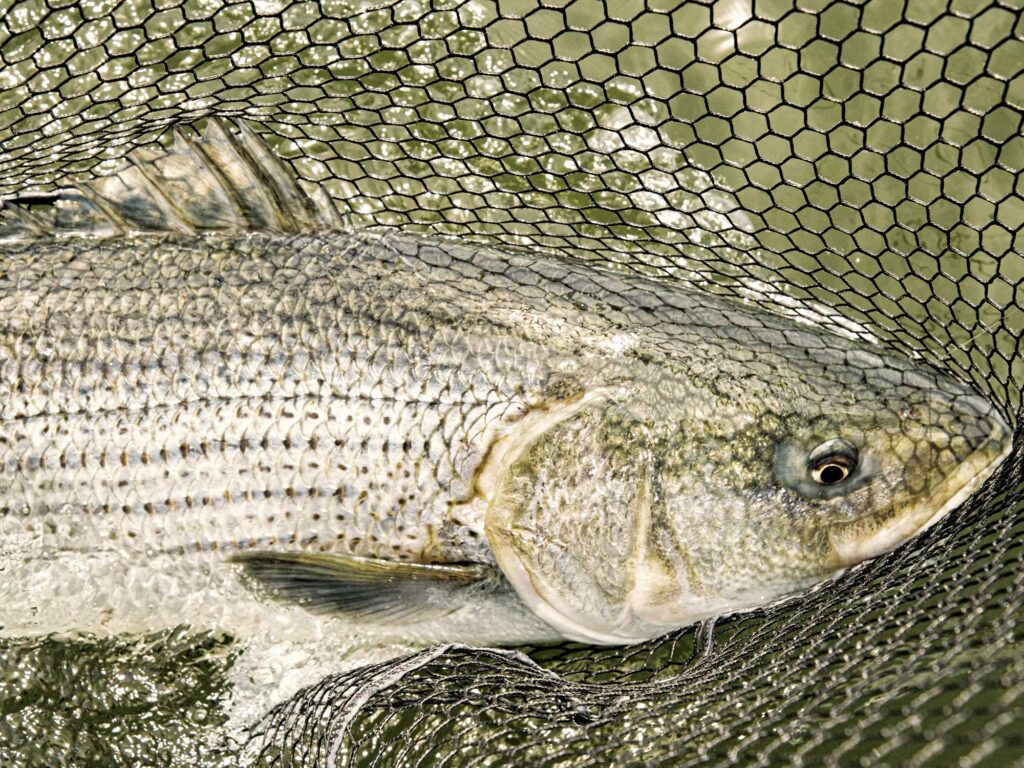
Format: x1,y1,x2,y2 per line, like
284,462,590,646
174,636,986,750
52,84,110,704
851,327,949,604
0,120,1010,644
3,259,535,411
0,235,555,571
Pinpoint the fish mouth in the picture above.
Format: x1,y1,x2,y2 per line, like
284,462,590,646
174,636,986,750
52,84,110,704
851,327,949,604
830,412,1014,565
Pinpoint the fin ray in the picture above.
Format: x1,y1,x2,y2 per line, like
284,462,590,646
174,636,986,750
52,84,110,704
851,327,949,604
0,202,50,242
126,154,198,235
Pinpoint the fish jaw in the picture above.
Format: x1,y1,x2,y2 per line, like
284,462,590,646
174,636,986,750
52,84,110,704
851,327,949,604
830,412,1014,565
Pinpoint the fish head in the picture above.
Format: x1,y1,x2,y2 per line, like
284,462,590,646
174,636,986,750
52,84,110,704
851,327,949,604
485,367,1011,645
774,388,1011,568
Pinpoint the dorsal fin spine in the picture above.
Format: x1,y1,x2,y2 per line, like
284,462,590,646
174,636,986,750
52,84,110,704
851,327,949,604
234,120,323,232
214,119,291,232
69,181,129,235
175,126,249,228
127,154,198,235
1,203,49,236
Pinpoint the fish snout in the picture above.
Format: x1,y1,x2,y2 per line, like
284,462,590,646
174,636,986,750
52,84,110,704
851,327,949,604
949,394,1012,460
829,393,1012,566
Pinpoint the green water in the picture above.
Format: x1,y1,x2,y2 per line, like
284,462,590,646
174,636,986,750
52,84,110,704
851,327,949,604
0,630,238,766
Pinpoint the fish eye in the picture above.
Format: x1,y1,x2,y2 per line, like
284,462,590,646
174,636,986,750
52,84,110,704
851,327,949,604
774,436,873,501
811,458,852,485
808,439,859,486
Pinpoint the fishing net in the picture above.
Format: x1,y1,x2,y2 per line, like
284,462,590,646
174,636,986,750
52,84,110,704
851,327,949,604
1,0,1023,765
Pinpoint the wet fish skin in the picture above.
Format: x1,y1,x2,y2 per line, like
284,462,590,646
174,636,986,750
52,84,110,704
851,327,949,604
0,232,553,566
0,121,1010,645
0,227,1009,644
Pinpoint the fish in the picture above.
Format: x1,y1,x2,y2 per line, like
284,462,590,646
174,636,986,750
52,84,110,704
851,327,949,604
0,120,1011,645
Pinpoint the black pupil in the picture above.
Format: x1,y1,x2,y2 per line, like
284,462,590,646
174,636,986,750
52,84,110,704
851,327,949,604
819,464,847,485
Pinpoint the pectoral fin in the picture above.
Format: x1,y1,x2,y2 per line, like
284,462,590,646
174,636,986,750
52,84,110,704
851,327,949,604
230,551,497,625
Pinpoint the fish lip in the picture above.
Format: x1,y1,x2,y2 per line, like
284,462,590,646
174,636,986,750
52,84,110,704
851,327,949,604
830,413,1013,565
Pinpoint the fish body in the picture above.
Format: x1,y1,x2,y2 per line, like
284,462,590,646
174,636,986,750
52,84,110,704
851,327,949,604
0,122,1011,644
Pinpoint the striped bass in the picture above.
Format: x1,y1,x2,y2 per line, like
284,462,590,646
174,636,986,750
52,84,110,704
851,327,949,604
0,121,1010,644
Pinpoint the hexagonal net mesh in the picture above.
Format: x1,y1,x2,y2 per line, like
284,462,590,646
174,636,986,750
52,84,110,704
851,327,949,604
1,0,1022,765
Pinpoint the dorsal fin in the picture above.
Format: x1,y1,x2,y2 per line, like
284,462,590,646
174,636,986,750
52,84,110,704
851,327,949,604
0,119,343,243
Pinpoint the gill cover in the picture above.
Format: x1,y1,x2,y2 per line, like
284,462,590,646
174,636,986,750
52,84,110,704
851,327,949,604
485,392,686,644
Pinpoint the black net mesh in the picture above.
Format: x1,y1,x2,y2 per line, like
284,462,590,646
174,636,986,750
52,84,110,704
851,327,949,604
1,0,1023,766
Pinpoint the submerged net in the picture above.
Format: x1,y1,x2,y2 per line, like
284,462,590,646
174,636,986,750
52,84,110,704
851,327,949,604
1,0,1023,765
